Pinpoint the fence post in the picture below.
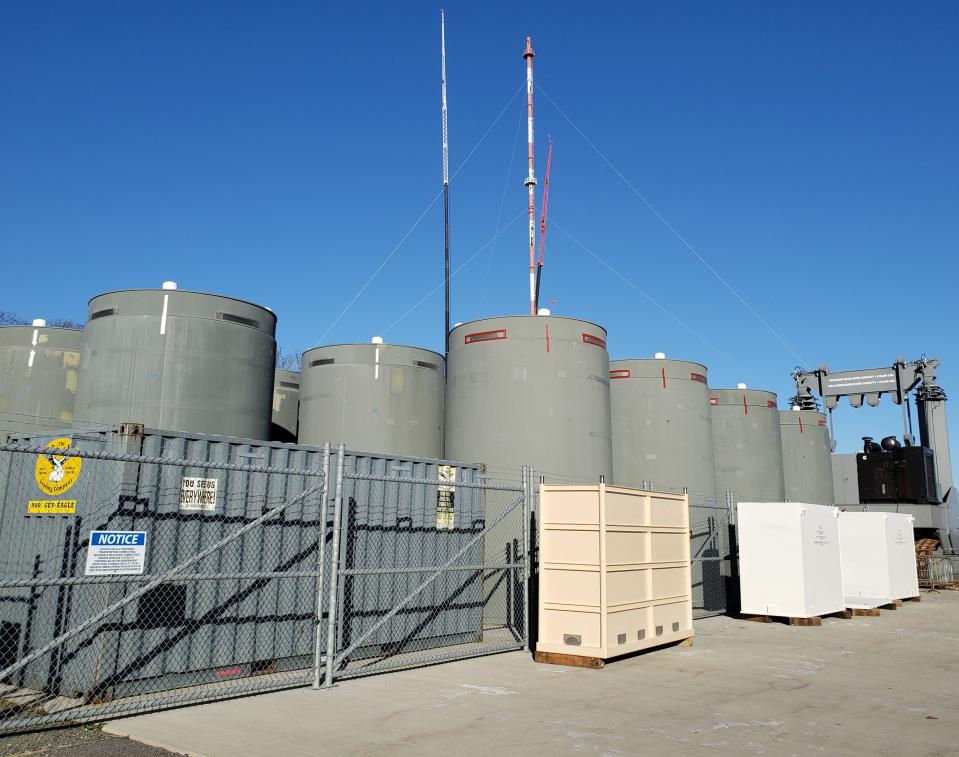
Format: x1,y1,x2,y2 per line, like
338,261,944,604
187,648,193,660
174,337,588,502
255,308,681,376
323,443,346,688
521,466,531,646
311,442,332,690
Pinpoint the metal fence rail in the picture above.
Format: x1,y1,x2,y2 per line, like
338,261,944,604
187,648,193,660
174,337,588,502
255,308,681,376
0,439,531,734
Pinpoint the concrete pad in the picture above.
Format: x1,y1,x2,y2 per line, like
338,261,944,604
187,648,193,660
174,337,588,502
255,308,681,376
106,591,959,757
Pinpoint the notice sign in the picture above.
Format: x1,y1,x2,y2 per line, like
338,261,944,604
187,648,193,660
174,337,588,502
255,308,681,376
85,531,147,576
179,477,218,511
436,465,456,530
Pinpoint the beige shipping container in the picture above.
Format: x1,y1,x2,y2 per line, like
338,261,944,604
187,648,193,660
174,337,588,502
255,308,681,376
537,484,693,660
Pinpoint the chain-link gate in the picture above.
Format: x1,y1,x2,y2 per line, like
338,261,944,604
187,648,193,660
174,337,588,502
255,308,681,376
322,462,531,684
0,437,531,734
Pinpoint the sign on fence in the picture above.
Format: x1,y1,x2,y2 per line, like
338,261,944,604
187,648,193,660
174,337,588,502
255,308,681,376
436,465,456,530
27,499,76,515
179,476,218,511
85,530,147,575
29,437,82,514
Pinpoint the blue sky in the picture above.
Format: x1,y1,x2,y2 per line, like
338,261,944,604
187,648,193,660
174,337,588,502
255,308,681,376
1,1,956,467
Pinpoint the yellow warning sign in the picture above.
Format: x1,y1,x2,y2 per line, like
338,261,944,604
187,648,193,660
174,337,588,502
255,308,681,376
28,500,77,515
34,437,82,497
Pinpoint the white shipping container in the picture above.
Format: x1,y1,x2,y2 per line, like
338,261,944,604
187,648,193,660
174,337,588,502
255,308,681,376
737,502,845,618
839,511,919,607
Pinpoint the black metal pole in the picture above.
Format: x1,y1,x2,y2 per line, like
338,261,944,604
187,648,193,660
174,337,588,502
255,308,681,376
534,263,542,313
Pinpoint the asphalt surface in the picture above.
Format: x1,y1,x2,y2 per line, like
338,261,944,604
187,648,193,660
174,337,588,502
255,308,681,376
0,726,181,757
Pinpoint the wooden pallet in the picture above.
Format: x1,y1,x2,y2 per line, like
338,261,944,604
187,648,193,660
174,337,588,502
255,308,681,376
851,607,880,617
902,595,921,603
533,637,693,669
534,651,605,669
741,610,852,626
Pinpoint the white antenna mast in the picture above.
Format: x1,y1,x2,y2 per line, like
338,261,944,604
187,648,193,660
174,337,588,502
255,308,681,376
441,10,451,355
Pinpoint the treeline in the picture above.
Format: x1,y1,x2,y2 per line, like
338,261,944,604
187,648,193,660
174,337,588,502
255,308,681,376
0,310,83,328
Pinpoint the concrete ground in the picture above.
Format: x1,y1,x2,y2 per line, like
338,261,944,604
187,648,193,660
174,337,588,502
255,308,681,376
102,591,958,756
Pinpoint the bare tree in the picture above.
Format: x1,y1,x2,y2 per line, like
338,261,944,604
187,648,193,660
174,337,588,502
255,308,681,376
0,310,29,326
275,347,304,371
0,310,83,328
46,318,84,329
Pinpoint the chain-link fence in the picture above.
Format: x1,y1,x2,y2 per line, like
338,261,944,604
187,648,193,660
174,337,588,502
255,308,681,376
917,552,959,590
688,498,733,619
0,437,530,734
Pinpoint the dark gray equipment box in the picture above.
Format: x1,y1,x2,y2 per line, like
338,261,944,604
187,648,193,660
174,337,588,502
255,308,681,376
856,446,939,504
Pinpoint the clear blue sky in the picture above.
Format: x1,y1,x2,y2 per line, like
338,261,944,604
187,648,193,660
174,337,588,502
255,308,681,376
2,1,957,469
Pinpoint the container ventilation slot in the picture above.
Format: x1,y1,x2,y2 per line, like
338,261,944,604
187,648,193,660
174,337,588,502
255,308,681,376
672,622,680,632
310,358,334,368
617,633,627,645
563,634,582,646
655,625,664,637
690,372,707,384
581,333,607,349
216,312,260,329
90,307,118,320
637,629,645,641
464,329,507,345
415,361,439,371
609,369,631,380
279,381,300,389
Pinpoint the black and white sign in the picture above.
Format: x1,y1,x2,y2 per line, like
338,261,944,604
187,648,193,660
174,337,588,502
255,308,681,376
823,369,898,396
436,465,456,530
179,476,218,511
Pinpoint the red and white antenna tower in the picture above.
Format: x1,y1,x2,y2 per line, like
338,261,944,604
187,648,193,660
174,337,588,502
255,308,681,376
523,36,537,315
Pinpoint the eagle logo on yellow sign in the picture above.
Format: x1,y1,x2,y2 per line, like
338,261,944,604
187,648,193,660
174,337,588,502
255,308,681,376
35,437,82,497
